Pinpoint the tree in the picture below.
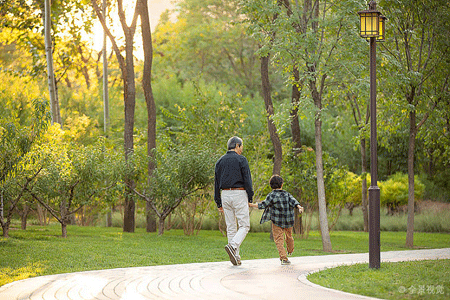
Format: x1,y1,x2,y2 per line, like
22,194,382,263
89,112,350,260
380,0,450,247
153,0,261,98
345,90,369,231
131,148,215,235
27,131,119,237
0,97,49,237
139,0,157,232
238,1,284,176
44,0,61,124
261,53,283,175
2,0,100,125
91,0,156,232
240,0,351,252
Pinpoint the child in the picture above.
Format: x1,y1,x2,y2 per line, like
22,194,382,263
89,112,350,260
249,175,304,265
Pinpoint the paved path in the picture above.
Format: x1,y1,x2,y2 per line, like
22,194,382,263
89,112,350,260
1,248,449,300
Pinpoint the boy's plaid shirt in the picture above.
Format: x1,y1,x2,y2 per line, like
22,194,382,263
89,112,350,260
258,190,300,228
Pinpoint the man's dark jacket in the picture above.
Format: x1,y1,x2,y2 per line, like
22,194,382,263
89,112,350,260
214,151,254,208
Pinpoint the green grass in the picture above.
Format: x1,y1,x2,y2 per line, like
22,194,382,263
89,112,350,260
1,224,449,288
308,259,450,300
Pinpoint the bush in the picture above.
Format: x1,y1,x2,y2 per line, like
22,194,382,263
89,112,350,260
379,173,424,214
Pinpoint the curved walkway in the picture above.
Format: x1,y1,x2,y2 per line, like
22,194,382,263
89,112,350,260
1,248,449,300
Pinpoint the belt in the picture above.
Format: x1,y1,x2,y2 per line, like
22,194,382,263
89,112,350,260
222,187,245,190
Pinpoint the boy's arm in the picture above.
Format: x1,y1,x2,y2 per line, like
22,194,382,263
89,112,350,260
289,193,304,213
249,194,273,209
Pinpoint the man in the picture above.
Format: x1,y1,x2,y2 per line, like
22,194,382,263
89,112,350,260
214,136,254,266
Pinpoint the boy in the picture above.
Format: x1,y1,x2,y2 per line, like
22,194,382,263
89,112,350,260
249,175,304,265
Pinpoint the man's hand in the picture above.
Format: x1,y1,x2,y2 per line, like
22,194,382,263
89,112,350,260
218,207,224,213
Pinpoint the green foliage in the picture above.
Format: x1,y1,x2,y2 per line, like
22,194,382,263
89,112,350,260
150,148,215,206
131,145,217,234
25,126,122,236
379,173,425,213
153,0,262,97
283,145,351,206
0,0,449,231
0,97,49,183
158,80,257,152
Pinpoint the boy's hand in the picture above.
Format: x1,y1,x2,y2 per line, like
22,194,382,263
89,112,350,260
298,206,304,214
248,203,258,208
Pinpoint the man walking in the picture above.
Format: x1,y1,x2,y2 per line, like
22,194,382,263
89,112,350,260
214,136,254,266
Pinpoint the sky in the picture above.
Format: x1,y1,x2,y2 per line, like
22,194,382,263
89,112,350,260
88,0,178,59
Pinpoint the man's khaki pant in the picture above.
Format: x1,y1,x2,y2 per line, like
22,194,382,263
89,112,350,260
272,223,294,261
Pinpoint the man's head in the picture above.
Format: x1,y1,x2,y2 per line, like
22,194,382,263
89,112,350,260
227,136,243,154
269,175,283,189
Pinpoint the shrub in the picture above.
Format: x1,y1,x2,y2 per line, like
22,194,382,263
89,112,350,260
379,173,424,214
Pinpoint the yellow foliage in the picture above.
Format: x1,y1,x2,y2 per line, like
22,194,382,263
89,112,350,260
63,113,97,143
0,262,44,287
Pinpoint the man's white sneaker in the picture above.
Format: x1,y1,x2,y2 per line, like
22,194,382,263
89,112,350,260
225,244,238,266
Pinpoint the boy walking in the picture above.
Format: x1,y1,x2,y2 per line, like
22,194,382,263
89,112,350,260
249,175,304,265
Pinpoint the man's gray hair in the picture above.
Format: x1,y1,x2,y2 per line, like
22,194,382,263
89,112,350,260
227,136,243,150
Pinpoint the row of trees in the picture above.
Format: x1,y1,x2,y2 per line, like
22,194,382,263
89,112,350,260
1,0,449,250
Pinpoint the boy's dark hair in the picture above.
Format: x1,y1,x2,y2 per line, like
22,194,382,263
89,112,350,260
269,175,283,189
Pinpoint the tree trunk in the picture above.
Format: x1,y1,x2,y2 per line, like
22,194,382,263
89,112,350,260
21,203,29,230
61,222,67,238
290,67,302,153
122,13,138,234
37,203,47,226
106,207,112,227
310,76,332,252
158,218,165,235
44,0,61,125
102,0,110,137
314,111,332,252
291,67,303,235
139,0,157,232
260,55,282,175
406,111,416,248
1,221,9,238
146,202,157,232
123,194,135,233
361,137,369,232
91,0,138,233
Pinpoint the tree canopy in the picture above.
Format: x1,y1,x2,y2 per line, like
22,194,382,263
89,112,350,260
0,0,449,246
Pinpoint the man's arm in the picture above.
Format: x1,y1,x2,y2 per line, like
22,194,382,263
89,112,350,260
214,162,222,208
241,157,254,202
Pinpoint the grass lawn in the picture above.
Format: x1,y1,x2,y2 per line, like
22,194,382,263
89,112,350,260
1,224,449,298
308,259,450,300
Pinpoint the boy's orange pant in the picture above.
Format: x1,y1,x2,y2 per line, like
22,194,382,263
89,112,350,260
272,223,294,261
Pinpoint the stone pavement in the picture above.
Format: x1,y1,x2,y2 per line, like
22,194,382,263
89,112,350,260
1,248,449,300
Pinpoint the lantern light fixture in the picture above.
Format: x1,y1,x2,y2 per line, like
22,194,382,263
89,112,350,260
377,15,387,42
358,0,385,39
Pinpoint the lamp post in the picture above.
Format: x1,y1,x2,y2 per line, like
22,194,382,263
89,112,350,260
358,0,386,269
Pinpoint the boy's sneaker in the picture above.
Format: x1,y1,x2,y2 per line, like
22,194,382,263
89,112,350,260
225,244,239,266
281,259,291,265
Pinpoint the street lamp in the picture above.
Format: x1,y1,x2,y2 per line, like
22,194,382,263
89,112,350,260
358,0,386,270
